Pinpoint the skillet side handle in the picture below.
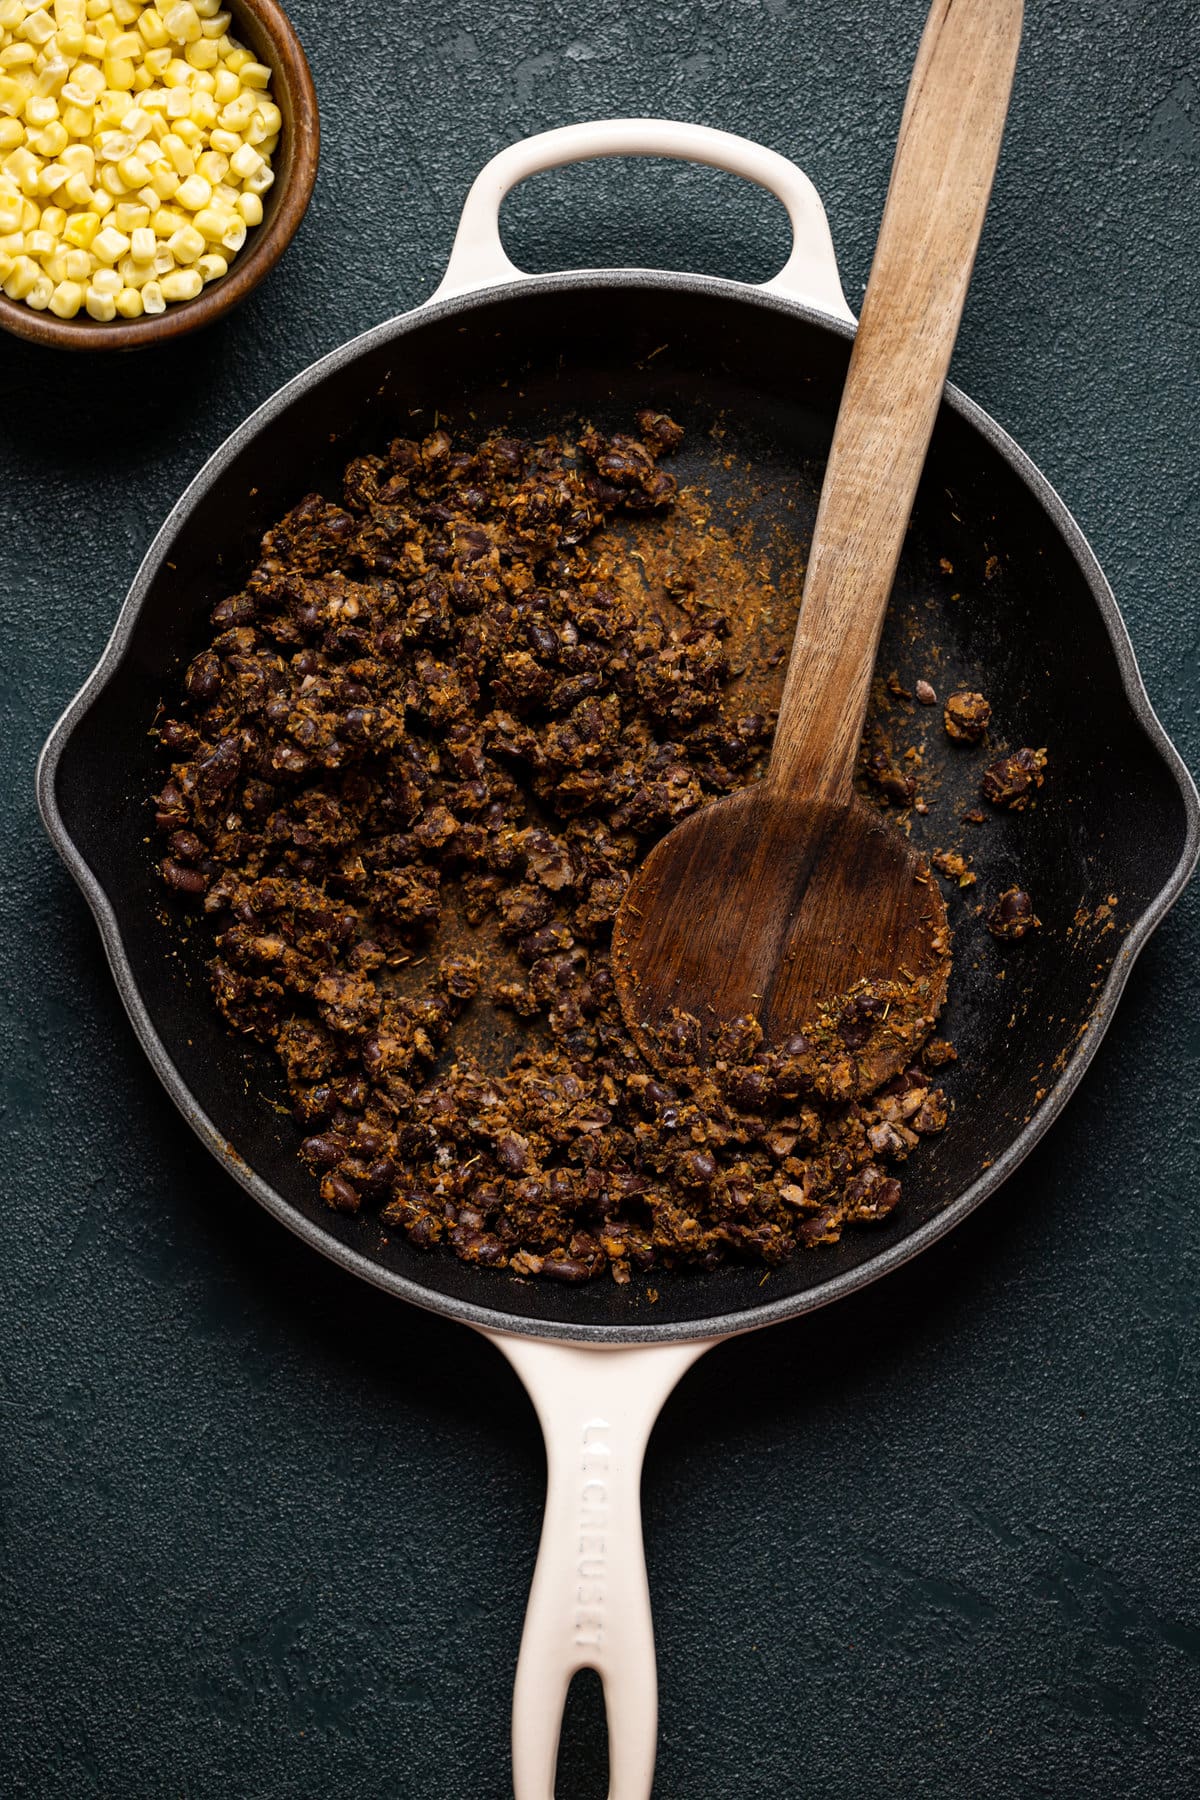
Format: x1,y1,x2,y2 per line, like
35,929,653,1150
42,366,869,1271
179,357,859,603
430,118,854,323
481,1330,713,1800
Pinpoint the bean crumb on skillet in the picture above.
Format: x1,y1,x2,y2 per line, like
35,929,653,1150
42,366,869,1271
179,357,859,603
987,887,1041,939
153,413,952,1286
943,688,991,743
981,745,1047,810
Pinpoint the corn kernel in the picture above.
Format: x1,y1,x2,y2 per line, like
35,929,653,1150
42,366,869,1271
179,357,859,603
61,168,90,201
128,220,152,258
103,55,134,89
116,249,148,282
223,47,249,73
111,0,139,22
0,42,36,66
119,102,151,139
165,218,200,260
88,185,112,213
151,237,171,271
142,44,170,74
0,191,21,230
149,202,183,233
163,2,200,40
90,220,127,259
160,128,191,173
83,280,114,316
20,11,56,48
116,151,147,184
97,162,125,194
25,268,53,304
189,200,225,239
217,211,241,252
55,18,86,54
107,29,139,58
114,280,140,314
42,246,70,280
171,116,199,145
159,263,198,300
40,199,65,231
36,53,70,95
90,259,118,291
25,224,53,254
141,275,163,311
161,56,191,88
46,272,81,312
211,65,236,104
96,90,128,124
95,14,118,43
137,7,168,48
1,251,38,295
61,242,88,277
195,245,222,280
183,35,216,68
193,145,223,182
243,161,271,196
187,89,215,127
207,123,235,154
189,66,214,93
147,161,177,197
20,193,38,226
62,205,96,244
0,115,24,149
173,169,208,208
32,118,68,153
193,0,223,13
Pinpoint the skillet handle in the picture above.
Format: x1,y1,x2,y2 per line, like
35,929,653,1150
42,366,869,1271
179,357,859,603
481,1329,713,1800
431,118,853,323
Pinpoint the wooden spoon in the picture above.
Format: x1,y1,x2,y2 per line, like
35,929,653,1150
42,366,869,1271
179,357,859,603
613,0,1024,1076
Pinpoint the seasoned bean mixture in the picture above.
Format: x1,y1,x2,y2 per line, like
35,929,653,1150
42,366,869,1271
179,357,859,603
153,413,956,1286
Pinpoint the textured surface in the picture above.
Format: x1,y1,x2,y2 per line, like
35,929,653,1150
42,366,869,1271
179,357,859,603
2,1,1199,1795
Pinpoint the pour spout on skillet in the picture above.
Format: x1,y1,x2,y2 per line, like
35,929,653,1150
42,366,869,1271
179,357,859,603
612,0,1024,1073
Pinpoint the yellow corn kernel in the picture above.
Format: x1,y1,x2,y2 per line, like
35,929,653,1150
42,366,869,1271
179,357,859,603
0,44,36,68
243,161,272,196
90,261,119,292
150,202,186,233
163,84,190,118
189,67,214,94
187,90,216,127
226,139,260,181
39,201,66,232
59,100,91,133
20,10,57,47
164,1,201,39
4,145,41,192
25,269,54,306
88,187,113,214
97,163,125,194
116,152,148,185
216,91,253,132
2,252,39,296
0,116,25,150
130,64,153,91
194,146,224,182
26,226,55,256
217,211,242,252
159,264,199,300
96,90,129,123
80,32,104,57
84,281,115,317
222,47,249,73
142,46,170,74
31,118,68,154
103,56,135,90
62,206,97,244
237,60,271,91
172,117,200,145
128,222,153,258
161,57,192,87
196,246,223,281
0,249,13,282
107,30,140,59
47,274,82,313
192,0,222,12
37,161,68,193
112,197,147,228
67,60,104,99
0,191,21,231
23,92,58,125
83,0,109,18
189,200,227,240
95,13,119,42
116,249,149,283
91,221,128,260
119,103,151,140
165,219,201,260
36,53,71,96
160,129,191,174
42,246,70,280
114,281,141,314
183,37,217,69
173,170,208,208
211,66,237,104
0,0,25,24
148,161,177,197
151,238,173,272
61,168,91,202
141,276,164,312
55,18,86,54
62,243,90,278
135,180,158,205
199,8,229,35
20,194,39,226
137,7,169,48
111,0,139,21
59,138,93,174
207,124,236,154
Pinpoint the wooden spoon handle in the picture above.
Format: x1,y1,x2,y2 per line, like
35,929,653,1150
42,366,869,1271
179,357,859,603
769,0,1023,803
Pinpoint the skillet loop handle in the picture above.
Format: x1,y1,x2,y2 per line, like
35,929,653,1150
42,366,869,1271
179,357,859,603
483,1331,711,1800
431,118,854,323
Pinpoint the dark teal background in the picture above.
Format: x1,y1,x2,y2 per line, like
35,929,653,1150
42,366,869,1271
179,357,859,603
2,2,1198,1795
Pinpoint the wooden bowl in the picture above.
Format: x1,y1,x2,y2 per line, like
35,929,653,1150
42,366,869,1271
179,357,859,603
0,0,318,351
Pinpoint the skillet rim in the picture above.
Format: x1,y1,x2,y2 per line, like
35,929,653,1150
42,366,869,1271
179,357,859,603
35,268,1200,1346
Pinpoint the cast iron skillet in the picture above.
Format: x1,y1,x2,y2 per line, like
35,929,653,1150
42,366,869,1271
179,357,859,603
36,123,1200,1799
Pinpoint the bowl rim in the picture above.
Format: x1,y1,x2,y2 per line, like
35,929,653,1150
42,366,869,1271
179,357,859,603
0,0,318,352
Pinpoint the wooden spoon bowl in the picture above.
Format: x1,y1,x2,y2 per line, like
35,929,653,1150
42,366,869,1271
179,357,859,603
0,0,319,352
